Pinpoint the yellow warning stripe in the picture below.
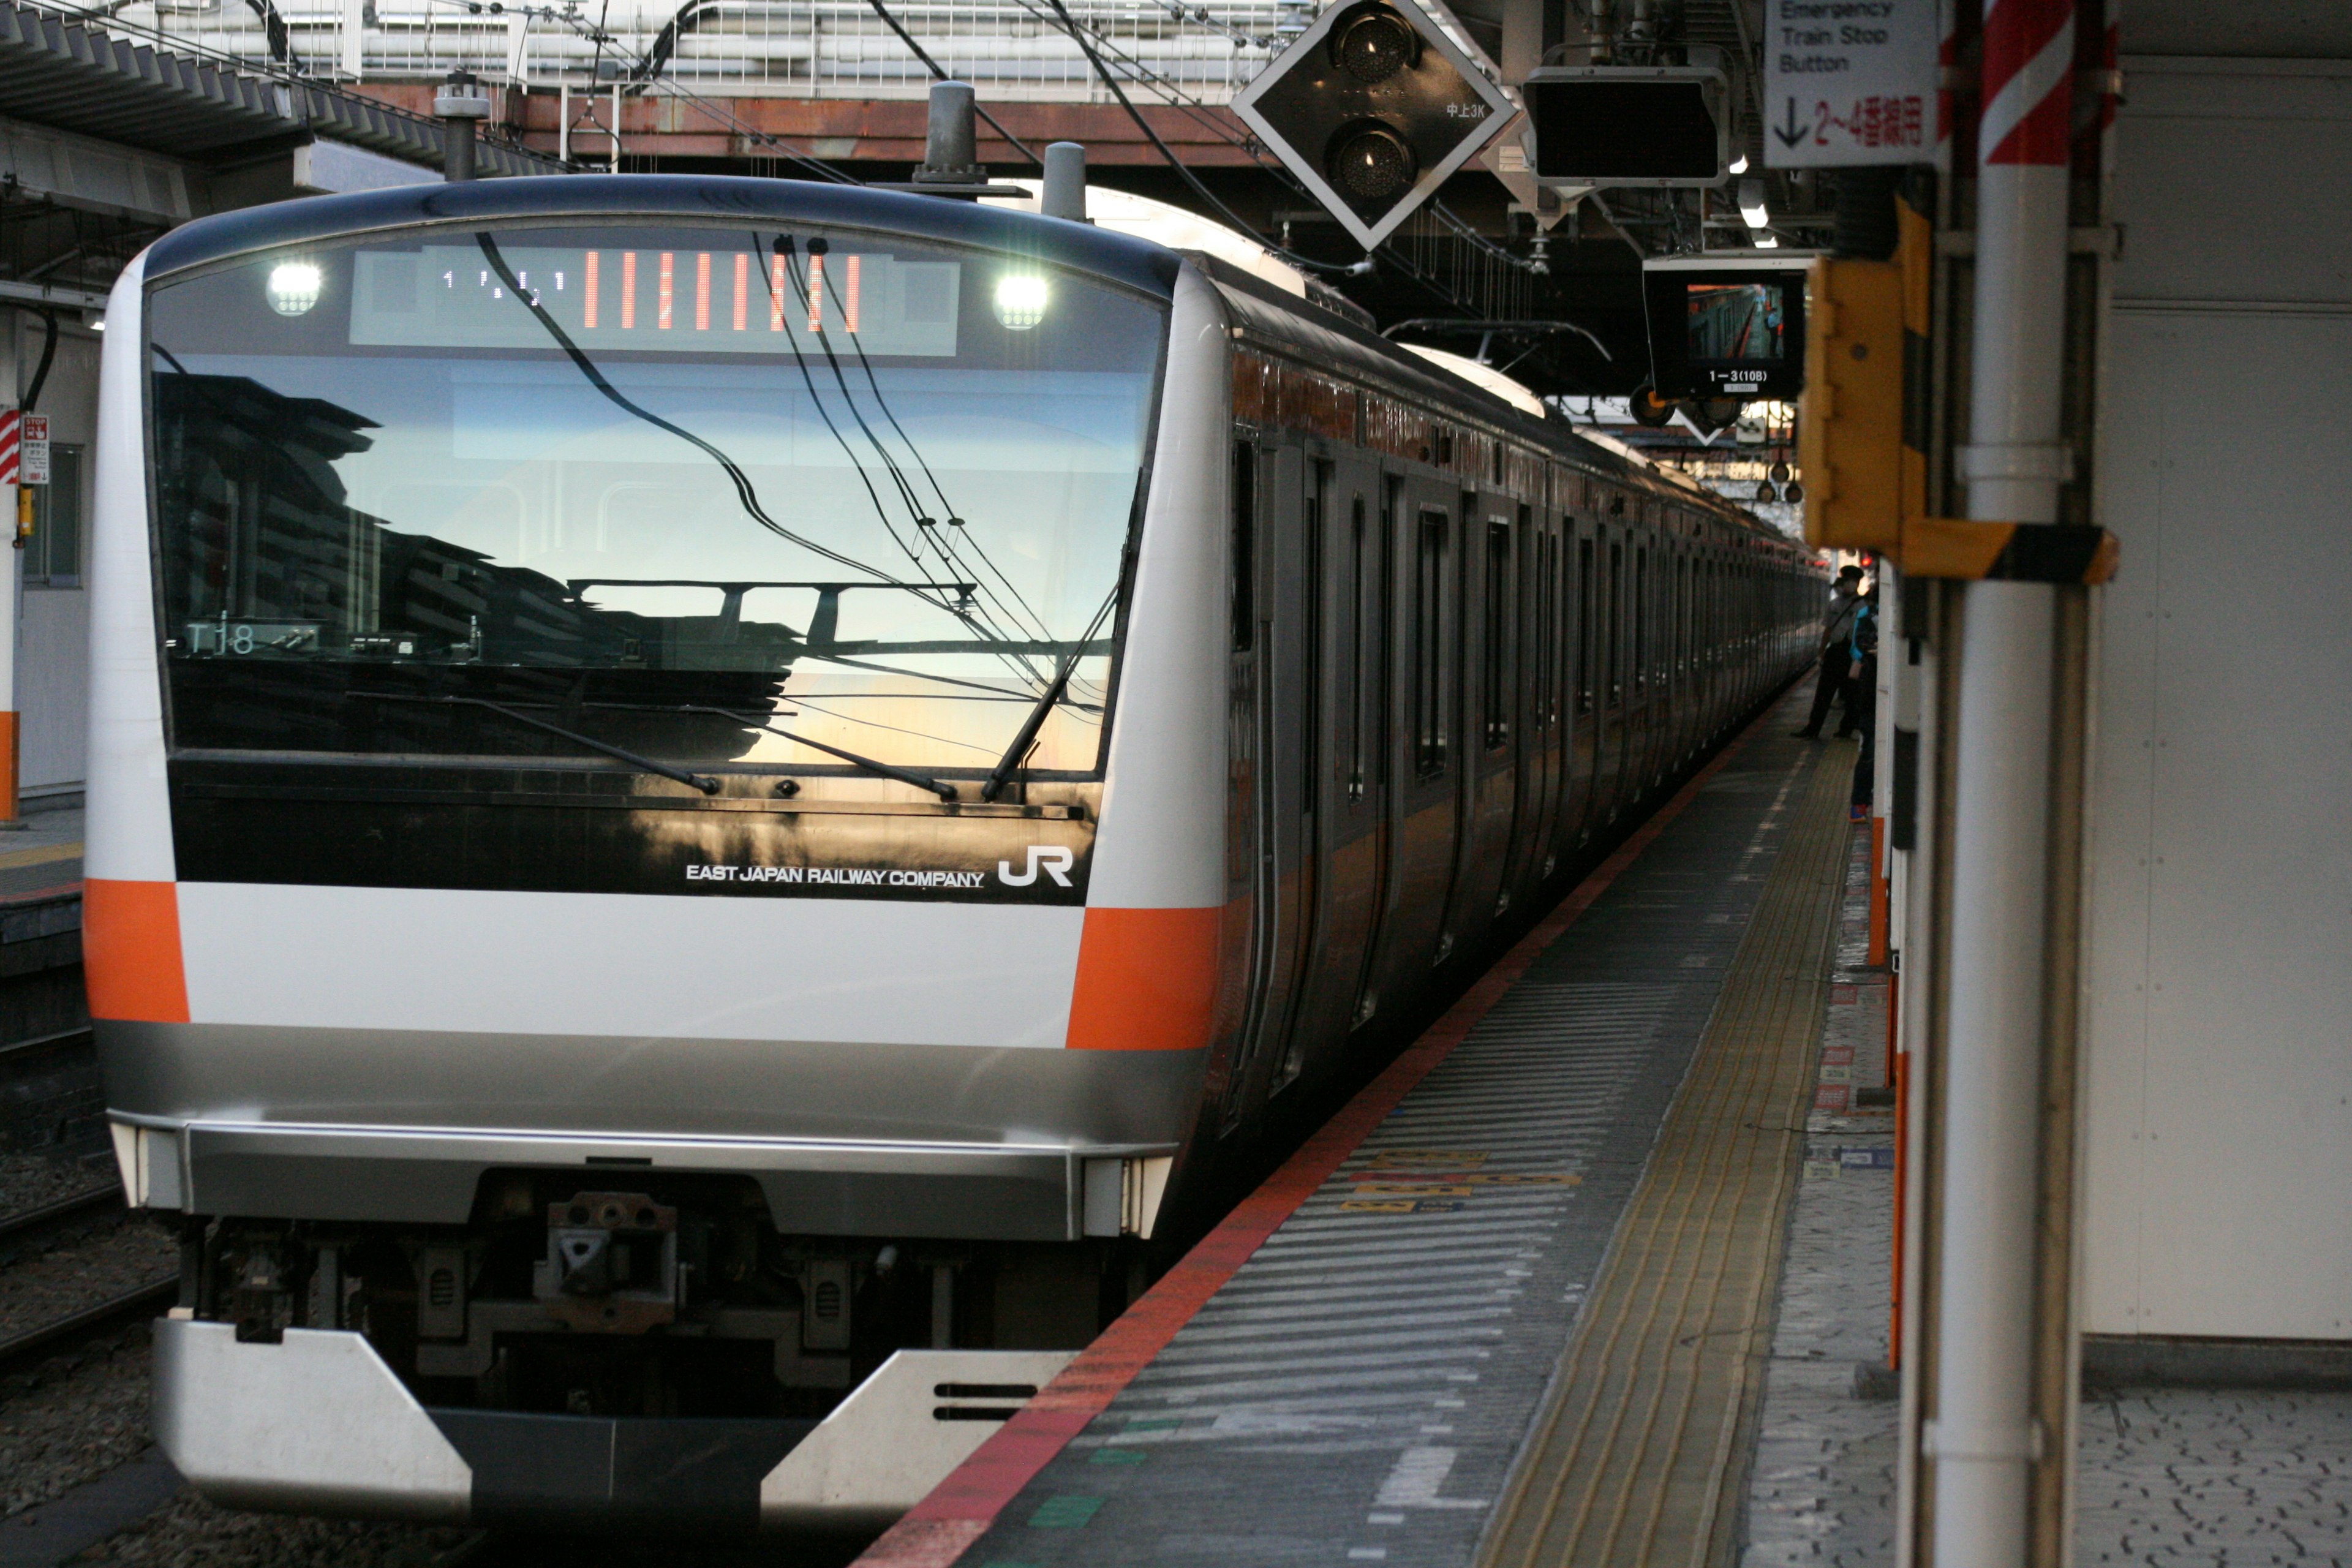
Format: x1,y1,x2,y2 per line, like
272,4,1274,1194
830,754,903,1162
1476,747,1853,1568
0,840,82,872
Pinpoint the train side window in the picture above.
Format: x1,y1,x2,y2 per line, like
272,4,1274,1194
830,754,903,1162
1520,507,1547,731
1414,507,1449,777
1576,535,1594,715
1607,538,1623,707
1632,547,1648,693
1676,556,1689,674
1348,496,1368,799
1231,440,1256,652
1304,460,1330,816
1483,518,1511,750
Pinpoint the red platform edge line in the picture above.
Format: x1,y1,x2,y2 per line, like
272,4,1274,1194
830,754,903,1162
854,700,1786,1567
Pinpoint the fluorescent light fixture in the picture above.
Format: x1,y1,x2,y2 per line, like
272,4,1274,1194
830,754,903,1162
1737,178,1769,228
993,273,1049,331
266,261,323,317
1728,153,1749,175
1751,234,1780,248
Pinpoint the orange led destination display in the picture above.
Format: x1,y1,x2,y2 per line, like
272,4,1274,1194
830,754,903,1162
349,243,955,356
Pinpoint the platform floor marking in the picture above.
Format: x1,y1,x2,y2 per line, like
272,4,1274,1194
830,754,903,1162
863,697,1817,1568
1475,741,1852,1568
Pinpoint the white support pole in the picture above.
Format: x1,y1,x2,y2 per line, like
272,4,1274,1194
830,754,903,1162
1928,1,2076,1565
0,322,21,827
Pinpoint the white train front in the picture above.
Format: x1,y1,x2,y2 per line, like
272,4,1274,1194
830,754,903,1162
81,175,1818,1530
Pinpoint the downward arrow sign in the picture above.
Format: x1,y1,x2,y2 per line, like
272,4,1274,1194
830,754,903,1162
1774,97,1807,148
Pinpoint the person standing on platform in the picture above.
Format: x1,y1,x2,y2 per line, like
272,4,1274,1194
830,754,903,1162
1794,565,1868,739
1846,587,1880,820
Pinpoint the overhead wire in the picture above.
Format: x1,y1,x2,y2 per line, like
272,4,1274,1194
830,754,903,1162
1027,0,1540,302
775,241,1066,690
475,232,952,606
861,0,1043,165
831,320,1062,655
1035,0,1366,276
761,236,1060,693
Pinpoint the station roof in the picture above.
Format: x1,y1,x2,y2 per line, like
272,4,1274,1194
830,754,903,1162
0,0,564,178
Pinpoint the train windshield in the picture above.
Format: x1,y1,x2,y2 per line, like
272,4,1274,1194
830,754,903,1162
145,223,1167,781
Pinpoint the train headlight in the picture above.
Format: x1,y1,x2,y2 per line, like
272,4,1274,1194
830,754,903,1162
993,274,1049,331
266,262,323,317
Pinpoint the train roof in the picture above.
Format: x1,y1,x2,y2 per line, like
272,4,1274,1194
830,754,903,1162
138,172,1798,557
1197,255,1798,552
140,172,1183,303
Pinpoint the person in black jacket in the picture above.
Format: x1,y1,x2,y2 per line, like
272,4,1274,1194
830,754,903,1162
1794,565,1867,739
1847,589,1880,820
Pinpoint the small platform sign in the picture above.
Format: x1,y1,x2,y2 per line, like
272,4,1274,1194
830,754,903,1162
18,415,47,487
1762,0,1937,168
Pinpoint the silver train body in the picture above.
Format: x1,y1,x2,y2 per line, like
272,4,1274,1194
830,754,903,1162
83,177,1819,1529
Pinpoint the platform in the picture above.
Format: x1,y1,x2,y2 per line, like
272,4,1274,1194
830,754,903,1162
859,693,1860,1568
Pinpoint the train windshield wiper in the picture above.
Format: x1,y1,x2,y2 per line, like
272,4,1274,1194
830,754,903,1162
590,702,958,802
351,694,721,795
979,592,1120,802
980,654,1079,804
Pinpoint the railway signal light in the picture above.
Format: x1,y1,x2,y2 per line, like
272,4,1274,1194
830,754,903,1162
1232,0,1520,251
1522,66,1730,187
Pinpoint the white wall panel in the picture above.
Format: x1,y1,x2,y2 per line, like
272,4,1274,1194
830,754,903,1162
2086,58,2352,1338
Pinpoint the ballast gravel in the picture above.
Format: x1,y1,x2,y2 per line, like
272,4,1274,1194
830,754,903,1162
0,1324,152,1519
0,1210,178,1341
0,1151,115,1219
72,1493,470,1567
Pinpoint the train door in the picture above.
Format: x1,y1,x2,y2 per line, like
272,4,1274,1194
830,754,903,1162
1672,546,1694,766
1281,451,1390,1085
1346,470,1403,1028
1566,514,1599,850
1370,474,1460,994
1439,489,1515,948
1600,525,1629,823
1629,533,1656,798
1503,500,1558,900
1219,434,1314,1127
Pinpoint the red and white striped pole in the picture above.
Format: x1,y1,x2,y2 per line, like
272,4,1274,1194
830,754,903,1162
1931,1,2076,1564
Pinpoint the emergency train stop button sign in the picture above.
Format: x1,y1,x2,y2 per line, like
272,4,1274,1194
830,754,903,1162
1763,0,1938,167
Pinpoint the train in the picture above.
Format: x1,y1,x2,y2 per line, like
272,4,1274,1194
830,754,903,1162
81,174,1821,1530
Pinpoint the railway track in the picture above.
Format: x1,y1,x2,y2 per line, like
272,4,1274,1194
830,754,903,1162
0,1185,179,1381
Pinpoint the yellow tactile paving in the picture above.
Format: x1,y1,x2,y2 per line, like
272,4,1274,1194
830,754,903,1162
0,840,83,872
1477,747,1853,1568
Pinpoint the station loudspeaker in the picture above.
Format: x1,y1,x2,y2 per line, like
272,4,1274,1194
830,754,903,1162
1629,385,1676,427
1232,0,1520,251
1522,66,1729,187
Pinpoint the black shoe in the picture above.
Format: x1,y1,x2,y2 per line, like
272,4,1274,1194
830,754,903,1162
1792,728,1821,739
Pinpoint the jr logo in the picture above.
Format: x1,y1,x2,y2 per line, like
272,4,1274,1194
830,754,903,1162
997,846,1076,888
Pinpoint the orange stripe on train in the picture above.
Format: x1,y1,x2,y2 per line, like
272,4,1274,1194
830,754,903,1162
1063,905,1219,1051
85,878,190,1023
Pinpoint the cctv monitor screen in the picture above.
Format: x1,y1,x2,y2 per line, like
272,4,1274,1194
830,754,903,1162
1642,266,1807,399
1686,282,1785,366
